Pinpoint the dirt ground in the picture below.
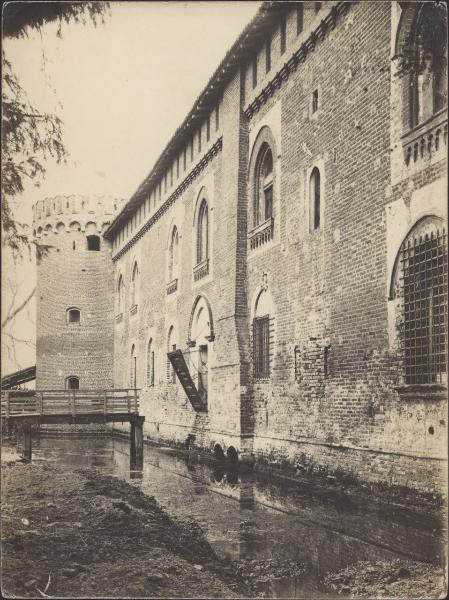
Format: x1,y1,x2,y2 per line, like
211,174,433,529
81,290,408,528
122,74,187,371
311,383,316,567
2,457,447,599
1,460,252,599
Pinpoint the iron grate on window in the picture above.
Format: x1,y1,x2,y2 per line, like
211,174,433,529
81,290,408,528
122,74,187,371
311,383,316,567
253,315,271,380
401,227,447,384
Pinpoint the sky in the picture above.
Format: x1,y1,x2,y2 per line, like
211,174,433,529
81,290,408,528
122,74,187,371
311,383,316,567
2,1,262,375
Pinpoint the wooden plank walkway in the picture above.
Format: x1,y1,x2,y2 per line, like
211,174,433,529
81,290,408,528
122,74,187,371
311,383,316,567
1,389,145,463
1,389,141,422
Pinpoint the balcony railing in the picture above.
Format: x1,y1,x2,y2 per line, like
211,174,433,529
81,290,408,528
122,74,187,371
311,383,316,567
166,278,178,295
130,304,138,316
115,312,123,324
249,217,274,250
402,109,447,166
193,258,209,281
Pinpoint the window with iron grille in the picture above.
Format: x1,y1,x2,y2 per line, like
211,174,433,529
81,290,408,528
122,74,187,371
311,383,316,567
253,315,270,380
401,227,447,384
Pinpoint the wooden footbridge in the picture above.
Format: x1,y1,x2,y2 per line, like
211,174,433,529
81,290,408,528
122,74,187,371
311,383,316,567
1,389,144,464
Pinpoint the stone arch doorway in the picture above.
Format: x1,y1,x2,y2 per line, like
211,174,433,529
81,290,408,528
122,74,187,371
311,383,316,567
189,296,214,405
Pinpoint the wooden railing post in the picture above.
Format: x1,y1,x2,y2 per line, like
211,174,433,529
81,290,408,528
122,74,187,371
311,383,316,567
71,391,76,416
127,390,131,413
38,392,43,415
104,390,108,415
5,392,10,418
134,388,138,413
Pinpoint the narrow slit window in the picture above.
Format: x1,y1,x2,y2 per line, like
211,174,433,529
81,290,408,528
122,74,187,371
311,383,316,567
280,14,286,55
252,54,258,89
265,36,271,73
310,167,321,231
297,5,304,34
312,89,319,113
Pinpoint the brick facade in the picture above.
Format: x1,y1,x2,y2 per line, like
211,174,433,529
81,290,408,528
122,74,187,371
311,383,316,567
34,195,121,390
45,2,444,495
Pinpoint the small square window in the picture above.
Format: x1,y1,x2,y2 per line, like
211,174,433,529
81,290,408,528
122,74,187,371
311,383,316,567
67,308,80,323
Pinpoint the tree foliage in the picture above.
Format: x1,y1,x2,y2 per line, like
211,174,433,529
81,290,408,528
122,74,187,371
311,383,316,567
2,2,109,255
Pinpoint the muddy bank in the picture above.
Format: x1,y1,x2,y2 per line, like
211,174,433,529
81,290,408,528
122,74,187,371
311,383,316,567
1,461,251,598
323,558,447,598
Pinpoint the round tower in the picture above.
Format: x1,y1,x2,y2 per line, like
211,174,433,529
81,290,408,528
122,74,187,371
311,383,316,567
33,194,125,390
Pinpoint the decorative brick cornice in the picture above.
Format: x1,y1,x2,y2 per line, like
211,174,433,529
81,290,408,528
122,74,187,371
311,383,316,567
111,137,222,262
244,2,352,120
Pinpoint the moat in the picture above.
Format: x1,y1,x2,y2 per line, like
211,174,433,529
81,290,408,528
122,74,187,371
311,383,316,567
2,433,447,598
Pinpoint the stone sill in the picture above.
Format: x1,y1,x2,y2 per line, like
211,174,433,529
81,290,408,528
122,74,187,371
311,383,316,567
394,384,447,401
166,278,178,296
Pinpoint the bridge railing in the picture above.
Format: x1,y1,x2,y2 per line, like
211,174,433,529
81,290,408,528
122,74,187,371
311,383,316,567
1,389,140,418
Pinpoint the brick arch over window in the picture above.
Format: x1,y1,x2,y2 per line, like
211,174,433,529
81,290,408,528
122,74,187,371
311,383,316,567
188,294,215,342
249,126,277,230
395,2,447,130
391,215,447,385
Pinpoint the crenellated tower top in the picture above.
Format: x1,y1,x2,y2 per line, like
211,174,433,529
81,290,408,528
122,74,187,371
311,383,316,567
33,194,126,238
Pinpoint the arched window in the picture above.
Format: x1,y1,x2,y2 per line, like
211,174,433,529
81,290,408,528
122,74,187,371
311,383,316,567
66,376,79,390
396,3,447,129
253,290,273,381
309,167,321,231
130,344,137,388
131,262,139,307
87,235,100,251
254,144,273,227
67,308,80,324
392,217,447,385
413,4,447,126
167,326,177,384
147,338,155,387
168,226,179,282
196,199,209,264
117,274,125,313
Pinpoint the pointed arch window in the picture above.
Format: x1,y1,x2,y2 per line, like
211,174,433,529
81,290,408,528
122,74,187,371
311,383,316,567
131,262,139,309
117,274,125,313
197,200,209,264
167,226,179,294
309,167,321,232
254,144,273,227
411,4,447,127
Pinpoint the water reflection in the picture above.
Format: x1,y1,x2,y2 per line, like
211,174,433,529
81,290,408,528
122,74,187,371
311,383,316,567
6,433,445,599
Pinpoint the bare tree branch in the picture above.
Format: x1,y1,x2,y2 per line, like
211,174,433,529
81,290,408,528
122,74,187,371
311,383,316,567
2,287,35,328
